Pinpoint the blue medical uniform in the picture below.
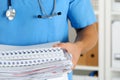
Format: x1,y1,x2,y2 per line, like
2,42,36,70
0,0,96,80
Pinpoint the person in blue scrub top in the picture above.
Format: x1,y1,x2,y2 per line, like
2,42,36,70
0,0,98,80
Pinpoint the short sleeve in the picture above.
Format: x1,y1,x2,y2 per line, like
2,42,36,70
68,0,97,29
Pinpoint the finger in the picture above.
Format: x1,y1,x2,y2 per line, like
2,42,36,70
53,43,63,47
53,43,67,48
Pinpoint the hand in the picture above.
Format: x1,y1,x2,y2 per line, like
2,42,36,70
53,42,82,69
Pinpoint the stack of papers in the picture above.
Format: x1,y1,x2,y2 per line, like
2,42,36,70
0,42,73,80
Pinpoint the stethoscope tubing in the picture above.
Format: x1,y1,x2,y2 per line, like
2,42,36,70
6,0,61,20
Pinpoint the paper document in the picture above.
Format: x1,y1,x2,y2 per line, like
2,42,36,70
0,42,73,80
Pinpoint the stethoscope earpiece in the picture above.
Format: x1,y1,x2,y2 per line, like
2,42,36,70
57,12,61,15
6,7,16,20
37,15,42,18
37,12,62,19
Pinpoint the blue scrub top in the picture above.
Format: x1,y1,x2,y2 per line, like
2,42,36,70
0,0,96,80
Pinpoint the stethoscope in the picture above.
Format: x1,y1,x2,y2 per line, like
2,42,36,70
6,0,16,20
6,0,62,21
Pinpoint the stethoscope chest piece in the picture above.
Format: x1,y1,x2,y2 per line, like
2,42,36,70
6,7,16,20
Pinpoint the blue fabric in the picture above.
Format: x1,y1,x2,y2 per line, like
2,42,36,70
0,0,96,80
68,72,73,80
68,0,97,29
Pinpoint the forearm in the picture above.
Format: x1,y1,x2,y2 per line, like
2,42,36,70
74,23,98,54
53,23,98,67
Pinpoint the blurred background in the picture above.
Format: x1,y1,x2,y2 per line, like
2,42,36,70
68,0,120,80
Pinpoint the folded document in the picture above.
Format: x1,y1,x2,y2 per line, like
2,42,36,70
0,42,73,80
